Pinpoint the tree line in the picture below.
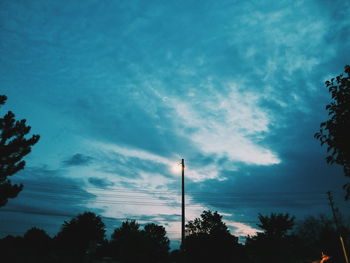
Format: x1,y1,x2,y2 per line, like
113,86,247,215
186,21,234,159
0,209,349,263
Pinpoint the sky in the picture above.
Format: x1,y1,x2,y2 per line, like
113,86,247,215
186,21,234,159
0,0,349,248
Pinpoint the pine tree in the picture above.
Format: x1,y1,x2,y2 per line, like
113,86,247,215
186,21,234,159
0,95,40,207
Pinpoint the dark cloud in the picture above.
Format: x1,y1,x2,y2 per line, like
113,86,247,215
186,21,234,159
0,166,97,236
88,177,115,188
97,151,172,180
62,153,94,166
182,100,349,225
186,136,349,226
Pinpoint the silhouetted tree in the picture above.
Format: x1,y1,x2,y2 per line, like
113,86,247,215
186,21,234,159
0,235,25,262
110,220,146,263
143,223,170,263
55,212,105,262
186,210,230,235
110,220,170,263
0,95,40,207
94,239,111,260
184,210,245,263
314,65,350,199
257,213,295,237
294,215,349,262
24,227,51,247
23,227,52,263
169,249,182,263
246,213,297,263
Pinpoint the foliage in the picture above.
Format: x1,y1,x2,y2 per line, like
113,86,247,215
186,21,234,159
143,223,170,263
110,220,170,263
246,213,297,263
0,95,40,207
110,220,145,262
184,210,245,263
55,212,105,256
0,228,52,263
1,210,349,263
23,227,51,247
293,215,349,262
257,213,295,237
314,65,350,199
169,249,182,263
186,210,230,235
0,235,25,263
23,227,52,263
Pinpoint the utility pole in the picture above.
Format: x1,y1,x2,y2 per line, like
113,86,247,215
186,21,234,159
181,158,185,249
327,191,349,263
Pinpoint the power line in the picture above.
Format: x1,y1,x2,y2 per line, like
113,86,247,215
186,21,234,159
0,208,260,225
16,180,341,197
21,184,333,202
27,188,330,200
19,192,329,208
12,189,331,212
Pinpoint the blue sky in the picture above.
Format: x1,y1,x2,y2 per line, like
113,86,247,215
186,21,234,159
1,0,349,248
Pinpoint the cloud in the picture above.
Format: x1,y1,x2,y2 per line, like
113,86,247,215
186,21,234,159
62,153,94,166
89,140,224,182
168,86,280,166
11,166,96,209
0,166,98,236
95,142,172,166
225,221,262,237
88,177,115,188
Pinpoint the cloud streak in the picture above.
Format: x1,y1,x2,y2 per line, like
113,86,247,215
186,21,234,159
168,86,280,166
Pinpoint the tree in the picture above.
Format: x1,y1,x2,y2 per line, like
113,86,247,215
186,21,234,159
143,223,170,263
110,220,146,263
293,215,348,262
0,235,25,262
55,212,105,261
186,210,231,236
314,65,350,199
246,213,297,263
257,213,295,237
0,95,40,206
23,227,51,248
23,227,52,263
184,210,244,263
110,220,170,263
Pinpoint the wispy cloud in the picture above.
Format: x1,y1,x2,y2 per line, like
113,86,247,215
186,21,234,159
168,86,280,166
225,221,262,237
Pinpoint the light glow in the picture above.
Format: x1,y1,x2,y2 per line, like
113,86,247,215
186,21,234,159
170,162,183,175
